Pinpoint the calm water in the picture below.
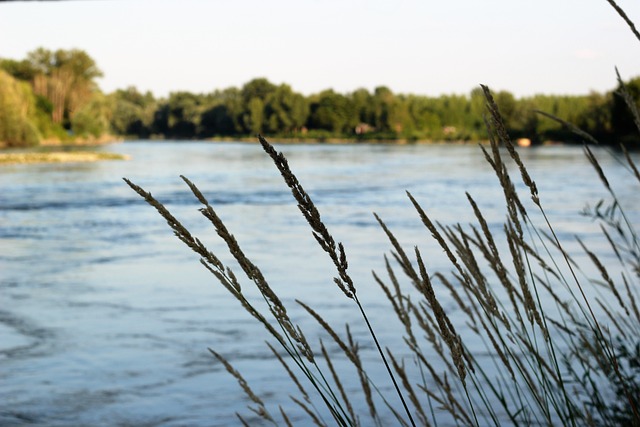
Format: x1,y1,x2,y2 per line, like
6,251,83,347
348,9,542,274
1,141,638,426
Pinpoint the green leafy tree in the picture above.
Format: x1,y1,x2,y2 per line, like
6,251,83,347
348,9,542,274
434,94,469,139
240,78,276,133
351,88,375,127
611,76,640,143
247,97,265,135
371,86,395,132
494,90,517,129
200,104,237,136
153,91,204,138
0,58,37,81
405,96,443,139
110,87,156,137
387,95,415,137
468,87,487,137
308,89,355,134
241,78,276,104
199,87,244,136
0,70,40,147
71,91,112,138
264,84,309,134
578,91,612,140
509,98,539,141
24,48,103,127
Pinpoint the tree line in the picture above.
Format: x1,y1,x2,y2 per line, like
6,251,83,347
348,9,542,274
1,48,639,148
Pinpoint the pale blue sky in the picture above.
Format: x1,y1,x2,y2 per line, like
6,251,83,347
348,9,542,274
1,0,640,98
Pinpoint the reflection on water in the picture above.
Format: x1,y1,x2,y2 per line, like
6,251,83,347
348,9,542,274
0,141,638,425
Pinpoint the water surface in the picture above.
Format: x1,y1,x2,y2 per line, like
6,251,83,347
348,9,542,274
1,141,637,426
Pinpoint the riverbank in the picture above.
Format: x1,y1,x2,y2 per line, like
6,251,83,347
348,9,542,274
203,136,473,144
0,134,124,150
39,134,124,147
0,151,130,165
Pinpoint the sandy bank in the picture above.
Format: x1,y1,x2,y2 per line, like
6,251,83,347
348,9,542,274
0,152,130,165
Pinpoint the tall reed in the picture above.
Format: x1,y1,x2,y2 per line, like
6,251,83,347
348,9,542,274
125,1,640,424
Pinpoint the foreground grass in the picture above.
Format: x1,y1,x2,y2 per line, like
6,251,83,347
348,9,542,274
126,104,639,426
0,151,130,165
126,1,640,425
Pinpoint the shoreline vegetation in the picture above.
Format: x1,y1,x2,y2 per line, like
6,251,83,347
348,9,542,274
2,49,640,150
200,135,544,146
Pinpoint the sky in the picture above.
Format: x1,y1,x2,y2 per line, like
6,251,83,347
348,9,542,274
1,0,640,99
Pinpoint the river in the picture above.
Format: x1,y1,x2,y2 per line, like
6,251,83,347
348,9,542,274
1,141,638,426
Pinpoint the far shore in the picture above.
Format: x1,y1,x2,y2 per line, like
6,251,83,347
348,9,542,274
39,134,124,147
0,134,124,150
203,136,477,145
133,136,553,146
130,136,503,145
0,151,130,165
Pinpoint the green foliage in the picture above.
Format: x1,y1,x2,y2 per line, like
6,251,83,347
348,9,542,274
241,78,276,104
152,91,204,138
246,97,264,135
199,87,244,137
0,58,37,81
200,104,237,136
25,47,102,81
611,76,640,144
111,98,148,137
26,47,103,127
264,84,309,134
308,89,355,134
2,48,640,144
0,70,40,147
0,47,107,145
71,91,112,138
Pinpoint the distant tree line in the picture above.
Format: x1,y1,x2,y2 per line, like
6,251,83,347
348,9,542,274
1,48,639,148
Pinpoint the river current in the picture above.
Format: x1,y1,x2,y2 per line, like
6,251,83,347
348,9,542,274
1,141,638,426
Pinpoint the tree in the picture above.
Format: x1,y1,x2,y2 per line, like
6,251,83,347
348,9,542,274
386,95,415,137
0,70,40,147
25,48,103,127
308,89,355,134
610,76,640,143
71,91,112,138
200,104,237,136
214,87,244,134
110,87,156,137
160,91,204,138
240,78,276,134
241,78,276,104
111,99,144,136
0,58,37,81
264,84,309,134
494,90,517,130
247,97,265,135
199,88,244,137
468,87,487,136
435,94,469,139
371,86,394,132
578,91,611,141
351,88,375,127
